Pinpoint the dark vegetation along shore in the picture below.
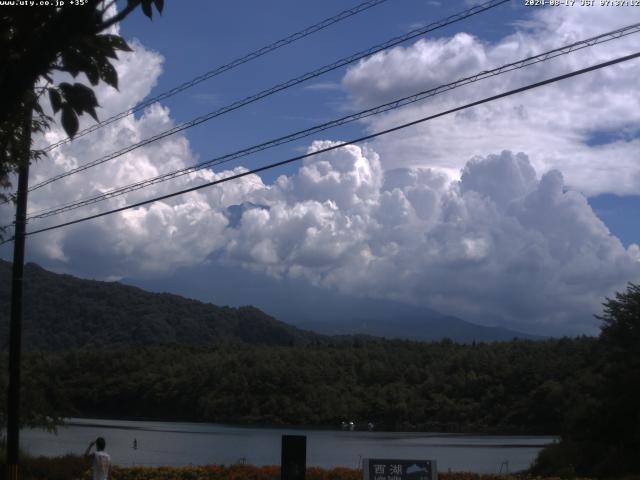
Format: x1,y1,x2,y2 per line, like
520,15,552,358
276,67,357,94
1,338,597,434
1,339,596,435
0,261,639,477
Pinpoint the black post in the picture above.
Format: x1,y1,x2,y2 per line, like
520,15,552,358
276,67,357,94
281,435,306,480
6,110,32,480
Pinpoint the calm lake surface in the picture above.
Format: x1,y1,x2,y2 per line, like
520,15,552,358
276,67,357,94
22,418,556,473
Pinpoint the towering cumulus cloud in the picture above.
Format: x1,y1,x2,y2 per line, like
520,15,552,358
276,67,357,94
3,4,639,335
224,147,639,334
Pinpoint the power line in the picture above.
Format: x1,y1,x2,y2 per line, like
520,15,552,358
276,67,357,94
39,0,391,154
0,50,635,244
26,0,509,192
24,22,640,221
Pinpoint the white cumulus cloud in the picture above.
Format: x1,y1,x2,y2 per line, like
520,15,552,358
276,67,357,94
342,4,640,196
220,147,640,335
3,7,640,337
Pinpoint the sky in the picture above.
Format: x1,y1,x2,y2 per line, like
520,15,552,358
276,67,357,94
1,0,640,336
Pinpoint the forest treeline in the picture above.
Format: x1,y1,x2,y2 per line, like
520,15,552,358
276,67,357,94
0,337,598,434
0,260,327,351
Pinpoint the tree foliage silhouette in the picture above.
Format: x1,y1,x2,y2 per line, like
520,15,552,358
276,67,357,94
0,0,164,204
592,283,640,475
532,282,640,477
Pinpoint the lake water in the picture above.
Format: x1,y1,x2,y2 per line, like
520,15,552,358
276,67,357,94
21,418,556,473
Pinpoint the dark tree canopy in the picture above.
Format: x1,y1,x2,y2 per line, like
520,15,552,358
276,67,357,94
532,282,640,477
598,282,640,353
0,0,164,203
593,282,640,475
0,0,165,428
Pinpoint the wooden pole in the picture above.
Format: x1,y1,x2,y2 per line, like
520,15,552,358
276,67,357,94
6,107,32,480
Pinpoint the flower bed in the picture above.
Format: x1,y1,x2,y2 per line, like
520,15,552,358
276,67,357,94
4,455,594,480
93,465,588,480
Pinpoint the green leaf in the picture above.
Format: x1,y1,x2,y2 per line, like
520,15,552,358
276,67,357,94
85,105,99,122
71,83,98,104
61,104,79,138
141,0,153,18
99,62,118,90
60,48,87,78
58,82,72,96
102,47,118,60
48,88,62,114
100,34,133,53
84,63,100,86
152,0,164,14
59,83,99,122
91,36,119,60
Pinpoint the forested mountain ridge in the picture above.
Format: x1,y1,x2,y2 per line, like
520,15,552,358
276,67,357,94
0,260,325,350
0,260,535,350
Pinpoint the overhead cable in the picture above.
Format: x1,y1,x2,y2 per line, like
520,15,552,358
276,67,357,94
24,22,640,221
27,0,509,192
40,0,391,153
0,50,634,244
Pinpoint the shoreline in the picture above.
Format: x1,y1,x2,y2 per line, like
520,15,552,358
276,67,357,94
59,416,559,437
21,418,554,473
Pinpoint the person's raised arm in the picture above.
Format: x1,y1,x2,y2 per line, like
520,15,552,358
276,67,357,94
84,440,95,459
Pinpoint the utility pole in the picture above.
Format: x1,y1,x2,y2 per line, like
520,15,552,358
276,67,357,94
6,105,32,480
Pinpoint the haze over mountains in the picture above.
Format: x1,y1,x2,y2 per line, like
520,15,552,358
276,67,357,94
0,260,538,351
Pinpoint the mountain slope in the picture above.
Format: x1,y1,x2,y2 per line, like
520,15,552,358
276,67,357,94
129,262,542,343
289,296,541,342
0,260,539,350
298,314,540,342
0,260,324,351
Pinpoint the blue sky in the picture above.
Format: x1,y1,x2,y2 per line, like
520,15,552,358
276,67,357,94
119,0,640,245
117,0,525,181
2,0,640,336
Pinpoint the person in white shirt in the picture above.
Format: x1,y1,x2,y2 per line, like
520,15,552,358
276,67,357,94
84,436,111,480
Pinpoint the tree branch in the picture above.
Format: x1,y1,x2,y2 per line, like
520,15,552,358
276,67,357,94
98,0,141,32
